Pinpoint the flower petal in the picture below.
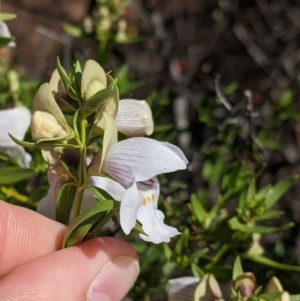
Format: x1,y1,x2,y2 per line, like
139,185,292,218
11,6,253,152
120,182,143,234
138,206,180,243
102,137,188,187
0,106,31,146
166,277,199,301
36,172,61,219
90,175,125,201
0,144,32,167
116,99,154,136
136,178,180,243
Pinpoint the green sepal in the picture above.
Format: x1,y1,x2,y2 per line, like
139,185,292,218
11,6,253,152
56,182,77,224
62,199,114,248
81,79,118,119
0,167,36,184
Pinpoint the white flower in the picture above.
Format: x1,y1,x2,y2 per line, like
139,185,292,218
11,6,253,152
115,99,154,136
0,106,31,167
166,277,199,301
166,274,223,301
101,137,188,243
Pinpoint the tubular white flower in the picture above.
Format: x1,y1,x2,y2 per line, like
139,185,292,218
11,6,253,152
0,106,31,166
101,137,188,243
115,99,154,136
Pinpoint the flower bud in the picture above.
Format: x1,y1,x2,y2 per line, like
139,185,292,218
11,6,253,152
115,99,154,136
264,277,290,301
194,274,223,301
31,110,67,141
81,59,107,101
234,272,256,298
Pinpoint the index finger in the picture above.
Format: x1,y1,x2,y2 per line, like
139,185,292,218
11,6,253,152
0,200,65,278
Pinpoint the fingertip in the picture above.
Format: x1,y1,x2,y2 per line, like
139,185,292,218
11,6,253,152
0,236,139,301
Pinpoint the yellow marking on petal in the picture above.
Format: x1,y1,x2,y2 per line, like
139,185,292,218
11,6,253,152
142,193,155,206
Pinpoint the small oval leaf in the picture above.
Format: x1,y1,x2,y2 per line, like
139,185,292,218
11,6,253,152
62,199,114,248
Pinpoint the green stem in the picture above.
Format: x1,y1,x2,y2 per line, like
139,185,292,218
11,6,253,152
70,119,87,222
203,243,231,271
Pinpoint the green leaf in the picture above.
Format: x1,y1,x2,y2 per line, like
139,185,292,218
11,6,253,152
264,175,298,208
191,263,204,279
290,295,300,301
0,167,36,184
0,37,15,47
221,162,242,192
0,13,17,21
115,65,143,97
56,182,77,224
255,184,272,200
62,23,83,38
190,248,209,262
228,216,294,234
232,256,244,280
86,185,113,202
54,93,77,113
174,228,189,256
189,194,207,225
8,133,37,148
239,179,255,209
81,79,118,119
243,254,300,272
56,57,77,99
62,200,114,248
259,292,283,301
279,89,293,108
253,210,283,221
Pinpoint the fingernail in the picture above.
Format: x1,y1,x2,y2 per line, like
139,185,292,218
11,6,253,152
87,256,140,301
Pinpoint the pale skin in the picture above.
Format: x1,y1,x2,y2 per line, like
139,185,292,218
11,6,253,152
0,201,140,301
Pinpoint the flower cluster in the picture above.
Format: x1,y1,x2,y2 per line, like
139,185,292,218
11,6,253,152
30,59,188,244
166,257,293,301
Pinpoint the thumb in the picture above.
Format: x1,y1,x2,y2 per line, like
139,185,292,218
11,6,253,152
0,237,139,301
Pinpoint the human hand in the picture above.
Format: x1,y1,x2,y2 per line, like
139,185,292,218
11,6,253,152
0,201,139,301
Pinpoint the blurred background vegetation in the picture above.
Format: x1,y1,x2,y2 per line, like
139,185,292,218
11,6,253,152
2,0,300,300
